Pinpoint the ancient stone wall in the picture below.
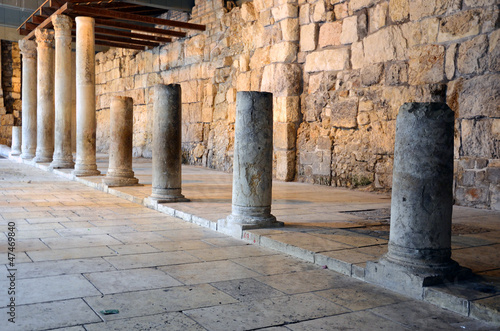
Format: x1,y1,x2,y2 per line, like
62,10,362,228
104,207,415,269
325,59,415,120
0,41,22,146
94,0,500,210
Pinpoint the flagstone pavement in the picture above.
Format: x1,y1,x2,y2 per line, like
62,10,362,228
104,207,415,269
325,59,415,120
0,154,499,330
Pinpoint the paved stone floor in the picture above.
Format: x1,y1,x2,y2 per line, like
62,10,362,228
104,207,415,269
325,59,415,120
1,155,499,330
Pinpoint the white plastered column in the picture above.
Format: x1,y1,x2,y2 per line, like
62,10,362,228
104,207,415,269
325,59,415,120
34,29,55,163
19,39,37,160
73,16,100,176
51,14,74,169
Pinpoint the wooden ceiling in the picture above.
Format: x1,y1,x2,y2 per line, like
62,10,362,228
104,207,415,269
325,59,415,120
17,0,205,50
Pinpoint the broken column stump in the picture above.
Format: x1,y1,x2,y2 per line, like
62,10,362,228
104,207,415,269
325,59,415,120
10,126,22,156
103,96,139,187
218,91,283,238
366,102,466,298
148,84,188,203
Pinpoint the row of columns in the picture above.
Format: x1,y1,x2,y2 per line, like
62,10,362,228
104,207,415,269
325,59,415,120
18,15,99,177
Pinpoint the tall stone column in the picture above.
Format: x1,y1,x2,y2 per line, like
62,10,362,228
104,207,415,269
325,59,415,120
34,29,55,163
51,15,74,169
218,91,283,237
73,17,100,176
10,126,22,156
149,84,188,202
366,102,462,298
19,39,37,160
103,96,139,186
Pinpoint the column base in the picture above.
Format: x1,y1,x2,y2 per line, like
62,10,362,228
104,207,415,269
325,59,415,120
73,166,101,177
365,256,470,299
103,176,140,187
9,151,21,157
21,153,36,160
217,213,284,238
149,188,189,203
34,155,53,163
50,159,75,169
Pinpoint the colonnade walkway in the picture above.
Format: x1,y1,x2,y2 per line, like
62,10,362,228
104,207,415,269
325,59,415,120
1,152,499,330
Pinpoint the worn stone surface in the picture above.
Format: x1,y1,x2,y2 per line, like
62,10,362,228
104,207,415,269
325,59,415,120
73,17,100,177
19,39,37,160
219,92,283,236
150,84,187,202
103,97,139,187
51,15,75,169
34,29,55,164
9,125,21,155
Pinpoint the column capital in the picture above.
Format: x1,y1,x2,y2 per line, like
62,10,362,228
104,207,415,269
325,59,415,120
19,39,37,59
52,15,73,34
35,29,55,48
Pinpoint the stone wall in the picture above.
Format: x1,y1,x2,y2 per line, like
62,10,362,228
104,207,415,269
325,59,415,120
94,0,500,210
0,41,21,146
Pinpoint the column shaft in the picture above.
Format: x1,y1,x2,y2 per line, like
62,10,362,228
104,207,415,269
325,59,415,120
387,102,457,271
103,96,138,186
10,126,22,156
149,84,188,202
19,40,37,160
34,29,55,163
366,102,462,298
218,91,283,237
73,17,100,176
51,15,74,168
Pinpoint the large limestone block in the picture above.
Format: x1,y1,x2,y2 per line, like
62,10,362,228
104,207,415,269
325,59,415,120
408,44,445,85
261,63,302,96
271,4,298,22
270,42,297,63
369,2,388,33
280,18,300,41
241,2,257,22
437,10,481,43
363,26,407,64
318,21,342,48
409,0,459,20
273,96,300,123
300,23,318,52
340,16,358,44
489,29,500,72
457,34,488,75
274,122,297,150
350,0,377,12
250,46,271,70
304,48,349,72
448,74,500,118
461,118,499,158
389,0,409,22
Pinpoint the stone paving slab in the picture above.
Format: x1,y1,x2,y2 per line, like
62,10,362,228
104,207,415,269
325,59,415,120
1,154,500,328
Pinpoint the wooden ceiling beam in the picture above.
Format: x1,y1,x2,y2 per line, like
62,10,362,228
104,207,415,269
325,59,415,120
93,18,186,38
94,40,145,50
94,27,172,43
66,2,205,31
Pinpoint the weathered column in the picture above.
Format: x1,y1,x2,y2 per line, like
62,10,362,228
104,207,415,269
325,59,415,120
50,15,74,169
103,96,138,186
73,17,100,177
366,102,462,298
19,40,37,160
10,126,22,156
34,29,55,163
218,91,283,237
149,84,188,202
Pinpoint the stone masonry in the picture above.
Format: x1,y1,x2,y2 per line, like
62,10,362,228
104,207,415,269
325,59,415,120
88,0,498,210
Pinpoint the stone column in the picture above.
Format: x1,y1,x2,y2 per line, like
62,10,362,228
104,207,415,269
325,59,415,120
19,39,37,160
34,29,55,163
218,91,283,237
103,96,139,186
50,15,74,169
73,17,100,176
366,102,462,298
10,126,22,156
149,84,188,202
